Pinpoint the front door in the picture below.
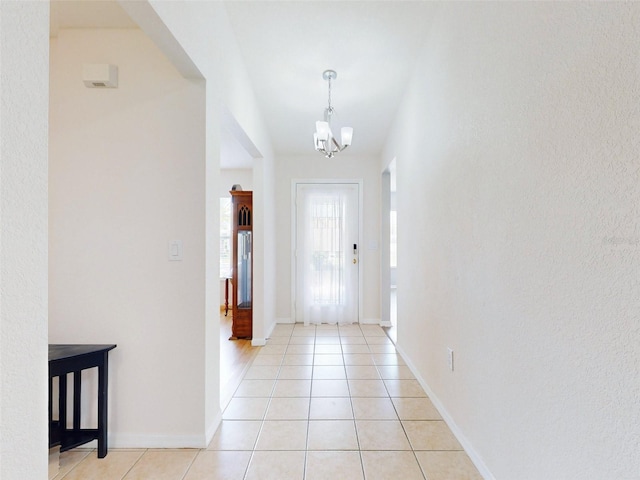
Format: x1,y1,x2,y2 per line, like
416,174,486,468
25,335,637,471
295,183,359,325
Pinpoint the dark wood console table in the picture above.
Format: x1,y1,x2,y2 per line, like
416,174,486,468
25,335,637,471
48,344,116,458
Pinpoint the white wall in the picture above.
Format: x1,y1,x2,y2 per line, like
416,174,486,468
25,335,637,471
0,2,49,478
213,4,277,344
384,3,640,479
133,0,225,436
220,169,253,197
275,155,381,324
142,1,277,345
252,152,277,342
1,0,276,468
49,28,209,447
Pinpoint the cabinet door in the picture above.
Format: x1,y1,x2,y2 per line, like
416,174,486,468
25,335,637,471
230,191,253,339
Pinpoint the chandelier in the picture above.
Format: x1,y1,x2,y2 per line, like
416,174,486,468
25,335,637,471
313,70,353,158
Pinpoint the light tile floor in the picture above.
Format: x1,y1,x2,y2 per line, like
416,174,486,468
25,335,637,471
54,324,483,480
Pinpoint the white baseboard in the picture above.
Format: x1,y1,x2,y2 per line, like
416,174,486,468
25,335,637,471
394,343,495,480
380,320,392,327
267,320,278,337
274,318,388,326
110,432,210,449
360,318,381,325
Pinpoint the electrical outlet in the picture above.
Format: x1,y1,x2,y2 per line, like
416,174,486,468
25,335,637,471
447,348,454,372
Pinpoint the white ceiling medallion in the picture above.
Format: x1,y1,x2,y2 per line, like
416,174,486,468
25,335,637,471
313,70,353,158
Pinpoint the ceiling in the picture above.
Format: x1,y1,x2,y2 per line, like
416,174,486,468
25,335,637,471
50,0,436,163
223,2,435,157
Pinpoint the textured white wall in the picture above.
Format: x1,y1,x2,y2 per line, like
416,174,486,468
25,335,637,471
0,2,49,478
385,3,640,479
49,28,208,447
274,155,381,324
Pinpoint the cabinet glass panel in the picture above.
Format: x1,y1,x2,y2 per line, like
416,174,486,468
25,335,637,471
237,231,252,308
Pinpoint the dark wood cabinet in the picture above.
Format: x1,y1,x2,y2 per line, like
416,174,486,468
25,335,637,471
230,190,252,339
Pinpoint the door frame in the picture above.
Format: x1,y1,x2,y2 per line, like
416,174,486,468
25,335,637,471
380,158,396,328
291,179,364,324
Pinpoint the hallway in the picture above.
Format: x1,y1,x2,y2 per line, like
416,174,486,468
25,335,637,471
51,323,482,479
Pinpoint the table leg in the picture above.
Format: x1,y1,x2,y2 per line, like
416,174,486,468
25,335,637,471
48,376,53,446
225,277,229,316
97,353,109,458
73,372,81,431
59,374,67,435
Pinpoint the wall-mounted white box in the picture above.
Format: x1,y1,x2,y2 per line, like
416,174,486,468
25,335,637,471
82,64,118,88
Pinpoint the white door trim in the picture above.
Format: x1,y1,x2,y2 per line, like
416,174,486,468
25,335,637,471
290,179,364,324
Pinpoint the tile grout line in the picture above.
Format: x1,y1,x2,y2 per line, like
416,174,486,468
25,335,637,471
342,327,368,480
242,329,292,480
178,449,200,480
119,448,148,480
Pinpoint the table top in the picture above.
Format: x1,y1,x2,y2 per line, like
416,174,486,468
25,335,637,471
49,344,117,362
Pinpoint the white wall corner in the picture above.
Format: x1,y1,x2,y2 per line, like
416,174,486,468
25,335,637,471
265,316,278,339
394,344,496,480
205,410,222,446
360,318,382,325
118,1,203,79
252,309,273,347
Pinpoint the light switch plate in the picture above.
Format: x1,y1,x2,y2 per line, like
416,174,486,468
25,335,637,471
447,347,454,372
168,240,183,261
